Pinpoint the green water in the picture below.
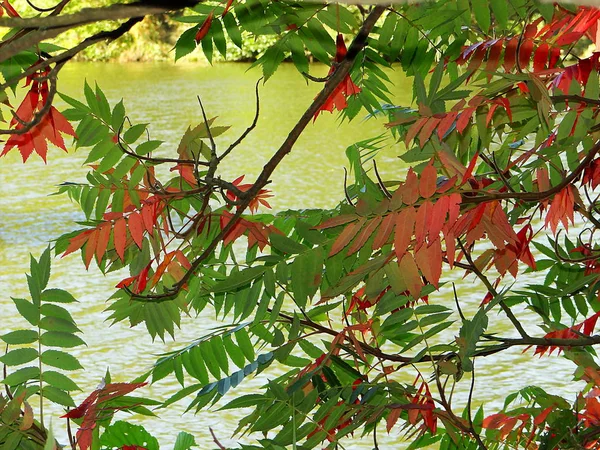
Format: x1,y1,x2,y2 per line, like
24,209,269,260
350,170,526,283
0,62,581,448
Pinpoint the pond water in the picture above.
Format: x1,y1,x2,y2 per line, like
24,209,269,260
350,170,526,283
0,62,582,448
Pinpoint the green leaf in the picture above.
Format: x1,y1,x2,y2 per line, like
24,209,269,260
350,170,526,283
39,316,80,333
41,350,83,371
1,330,38,345
42,370,81,391
43,386,75,407
490,0,508,29
175,26,199,61
40,332,86,348
270,233,309,254
123,124,148,144
100,420,160,450
290,247,324,309
174,431,197,450
219,393,265,410
223,13,242,48
472,0,491,32
40,289,77,303
0,348,38,366
2,366,40,386
212,266,269,293
136,140,163,155
261,42,286,81
11,297,39,326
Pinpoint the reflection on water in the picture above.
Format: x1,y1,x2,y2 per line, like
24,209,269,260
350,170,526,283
0,62,582,448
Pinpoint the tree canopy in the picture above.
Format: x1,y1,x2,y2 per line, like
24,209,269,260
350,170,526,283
2,0,600,449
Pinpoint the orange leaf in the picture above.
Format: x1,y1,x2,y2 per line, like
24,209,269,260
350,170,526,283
399,253,423,299
95,222,112,263
386,408,401,432
415,239,442,288
405,117,428,147
394,207,416,261
329,217,366,256
401,168,419,205
113,217,127,261
316,214,358,230
414,201,432,249
419,162,437,199
84,229,98,269
347,216,382,255
372,213,395,250
128,212,144,249
63,229,94,257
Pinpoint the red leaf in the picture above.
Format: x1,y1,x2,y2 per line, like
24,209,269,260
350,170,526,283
195,12,214,43
113,217,127,261
1,1,20,17
484,39,503,75
518,39,534,69
419,161,437,199
436,111,458,140
533,43,550,72
394,207,416,261
417,117,440,145
461,151,479,185
128,212,144,249
544,185,575,234
455,107,475,134
63,382,148,450
503,38,518,72
549,46,561,68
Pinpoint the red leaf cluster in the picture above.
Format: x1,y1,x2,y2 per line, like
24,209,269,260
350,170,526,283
529,311,600,357
1,66,76,162
226,175,273,214
313,34,361,120
544,185,576,235
406,375,436,434
64,194,165,268
220,210,279,250
61,382,147,450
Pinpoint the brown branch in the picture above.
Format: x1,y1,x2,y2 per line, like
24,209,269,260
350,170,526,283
0,1,200,61
130,4,388,302
457,238,530,339
0,17,143,92
0,1,199,30
463,140,600,205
